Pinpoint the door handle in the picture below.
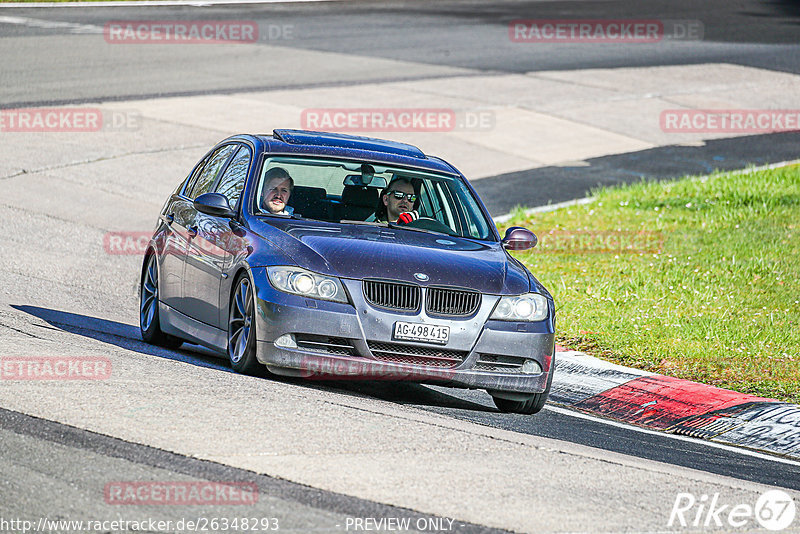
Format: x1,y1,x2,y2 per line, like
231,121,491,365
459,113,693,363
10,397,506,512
187,226,198,239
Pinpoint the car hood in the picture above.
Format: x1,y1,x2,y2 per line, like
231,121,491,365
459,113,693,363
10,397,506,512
250,219,530,295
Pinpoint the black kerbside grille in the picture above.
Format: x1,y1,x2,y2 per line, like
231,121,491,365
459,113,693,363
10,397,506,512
367,341,467,368
363,280,420,311
426,287,481,316
474,354,527,373
295,334,358,357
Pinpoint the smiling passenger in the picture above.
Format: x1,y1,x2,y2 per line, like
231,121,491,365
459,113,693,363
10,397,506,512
262,167,294,215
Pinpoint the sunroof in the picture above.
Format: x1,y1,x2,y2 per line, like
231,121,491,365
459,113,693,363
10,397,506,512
272,129,427,159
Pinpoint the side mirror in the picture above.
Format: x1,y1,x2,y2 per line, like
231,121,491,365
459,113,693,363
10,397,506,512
194,192,236,219
502,227,537,251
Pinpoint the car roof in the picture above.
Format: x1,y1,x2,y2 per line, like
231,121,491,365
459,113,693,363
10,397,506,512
242,130,460,175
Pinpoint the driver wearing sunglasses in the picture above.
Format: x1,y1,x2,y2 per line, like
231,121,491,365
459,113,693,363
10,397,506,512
375,177,420,223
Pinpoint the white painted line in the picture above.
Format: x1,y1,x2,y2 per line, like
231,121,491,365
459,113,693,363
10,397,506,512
0,0,339,7
545,404,800,468
0,14,101,33
493,197,595,223
736,158,800,173
492,158,800,223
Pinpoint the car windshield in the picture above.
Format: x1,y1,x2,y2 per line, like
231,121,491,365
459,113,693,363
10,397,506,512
254,156,494,240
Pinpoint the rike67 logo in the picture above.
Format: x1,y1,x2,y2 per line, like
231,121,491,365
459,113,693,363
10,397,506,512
669,490,796,531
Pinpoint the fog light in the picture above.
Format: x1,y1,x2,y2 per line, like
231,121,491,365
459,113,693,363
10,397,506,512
521,359,542,374
494,300,513,318
274,334,297,349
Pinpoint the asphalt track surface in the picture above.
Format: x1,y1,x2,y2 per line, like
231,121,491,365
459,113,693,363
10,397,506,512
3,0,800,212
475,132,800,215
2,0,800,531
2,292,798,530
14,307,800,493
3,0,800,108
0,407,506,534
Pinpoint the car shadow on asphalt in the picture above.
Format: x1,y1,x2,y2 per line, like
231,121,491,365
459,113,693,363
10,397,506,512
303,380,497,413
11,304,230,372
11,304,496,414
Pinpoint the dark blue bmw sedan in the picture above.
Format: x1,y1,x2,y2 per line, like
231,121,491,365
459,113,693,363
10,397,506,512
140,129,556,414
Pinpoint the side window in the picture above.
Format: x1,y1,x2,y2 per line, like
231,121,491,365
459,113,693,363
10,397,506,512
181,158,207,197
435,182,458,230
422,181,452,228
215,145,251,211
187,145,236,200
418,181,436,217
420,180,461,235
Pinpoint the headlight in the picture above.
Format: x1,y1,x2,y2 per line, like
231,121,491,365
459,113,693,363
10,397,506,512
267,267,348,303
490,293,548,322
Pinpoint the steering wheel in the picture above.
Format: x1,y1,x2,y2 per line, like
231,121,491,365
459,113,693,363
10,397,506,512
402,216,453,234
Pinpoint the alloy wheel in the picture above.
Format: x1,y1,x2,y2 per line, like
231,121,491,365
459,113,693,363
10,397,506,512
140,255,158,332
228,277,253,364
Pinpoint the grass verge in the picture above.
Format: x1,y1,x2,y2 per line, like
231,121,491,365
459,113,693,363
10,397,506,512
499,163,800,403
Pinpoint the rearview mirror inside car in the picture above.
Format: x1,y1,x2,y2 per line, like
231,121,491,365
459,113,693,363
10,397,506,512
343,174,388,188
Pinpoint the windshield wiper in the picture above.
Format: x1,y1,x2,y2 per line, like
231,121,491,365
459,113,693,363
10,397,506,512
338,219,385,226
387,222,459,237
257,212,306,220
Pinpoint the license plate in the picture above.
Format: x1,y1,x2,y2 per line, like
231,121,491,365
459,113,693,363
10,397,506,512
393,321,450,344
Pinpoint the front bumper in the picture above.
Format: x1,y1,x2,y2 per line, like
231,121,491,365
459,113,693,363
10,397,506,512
251,271,555,394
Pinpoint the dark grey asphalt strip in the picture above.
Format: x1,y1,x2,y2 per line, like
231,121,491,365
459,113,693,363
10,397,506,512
0,71,498,109
0,407,512,534
475,131,800,216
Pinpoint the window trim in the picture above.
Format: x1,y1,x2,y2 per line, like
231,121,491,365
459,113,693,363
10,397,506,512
211,144,253,213
184,143,238,200
249,154,497,241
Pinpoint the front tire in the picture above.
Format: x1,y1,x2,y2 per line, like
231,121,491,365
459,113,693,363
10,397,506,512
227,273,263,375
491,364,554,415
139,254,183,349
